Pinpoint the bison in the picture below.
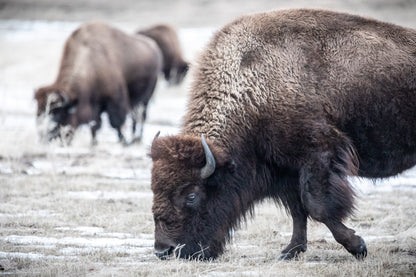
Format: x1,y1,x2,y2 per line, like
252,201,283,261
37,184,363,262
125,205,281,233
149,9,416,260
137,24,189,86
35,22,162,145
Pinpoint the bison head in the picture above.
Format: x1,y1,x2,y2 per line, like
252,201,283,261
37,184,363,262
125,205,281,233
150,133,237,260
34,86,78,143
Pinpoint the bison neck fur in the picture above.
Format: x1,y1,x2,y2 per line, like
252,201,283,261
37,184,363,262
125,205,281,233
151,9,416,260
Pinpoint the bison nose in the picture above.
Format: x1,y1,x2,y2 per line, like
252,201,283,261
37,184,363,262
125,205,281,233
155,246,174,260
154,239,177,260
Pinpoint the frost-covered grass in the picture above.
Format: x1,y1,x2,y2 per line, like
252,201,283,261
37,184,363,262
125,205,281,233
1,114,415,276
1,170,415,276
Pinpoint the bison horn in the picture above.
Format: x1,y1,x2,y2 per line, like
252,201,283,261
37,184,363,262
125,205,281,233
153,131,161,142
201,134,216,179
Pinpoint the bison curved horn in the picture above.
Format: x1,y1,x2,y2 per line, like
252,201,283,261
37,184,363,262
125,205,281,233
201,134,216,179
153,131,161,142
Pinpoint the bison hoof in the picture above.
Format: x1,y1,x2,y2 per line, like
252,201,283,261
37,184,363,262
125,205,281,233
130,137,143,145
351,237,367,260
91,138,98,147
278,252,295,260
279,244,307,260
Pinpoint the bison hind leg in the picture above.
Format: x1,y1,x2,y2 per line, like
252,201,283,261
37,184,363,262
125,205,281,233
299,142,367,259
89,117,102,146
106,98,128,146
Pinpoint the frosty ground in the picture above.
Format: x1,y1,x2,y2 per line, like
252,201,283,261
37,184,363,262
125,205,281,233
1,1,416,276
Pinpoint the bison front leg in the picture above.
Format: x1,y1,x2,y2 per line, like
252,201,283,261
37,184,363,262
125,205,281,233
279,209,308,260
107,96,128,146
130,103,147,144
89,117,101,146
299,149,367,259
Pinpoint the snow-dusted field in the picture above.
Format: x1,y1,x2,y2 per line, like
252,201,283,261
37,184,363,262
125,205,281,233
1,3,416,276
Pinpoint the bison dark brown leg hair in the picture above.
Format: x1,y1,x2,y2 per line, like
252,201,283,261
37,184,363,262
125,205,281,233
106,92,128,146
129,75,158,144
90,116,102,146
298,135,367,259
279,204,308,260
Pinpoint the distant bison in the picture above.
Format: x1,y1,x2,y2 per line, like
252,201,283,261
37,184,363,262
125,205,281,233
150,9,416,260
35,22,162,145
137,24,189,85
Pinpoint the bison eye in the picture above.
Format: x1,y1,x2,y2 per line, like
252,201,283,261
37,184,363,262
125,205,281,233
186,193,196,201
185,193,197,206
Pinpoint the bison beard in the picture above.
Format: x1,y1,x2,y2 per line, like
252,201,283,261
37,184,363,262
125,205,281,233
150,9,416,261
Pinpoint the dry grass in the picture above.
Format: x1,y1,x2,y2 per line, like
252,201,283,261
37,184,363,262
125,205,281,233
0,140,415,276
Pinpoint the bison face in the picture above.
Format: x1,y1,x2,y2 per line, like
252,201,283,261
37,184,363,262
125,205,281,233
34,87,78,143
150,134,235,260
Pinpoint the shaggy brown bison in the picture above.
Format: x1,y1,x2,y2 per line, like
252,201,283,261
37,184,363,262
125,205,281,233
35,22,162,145
137,24,189,85
150,9,416,260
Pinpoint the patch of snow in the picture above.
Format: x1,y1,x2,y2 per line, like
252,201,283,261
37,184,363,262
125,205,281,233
235,244,257,249
3,235,154,248
55,226,104,235
0,20,79,42
27,159,151,180
364,235,396,242
349,167,416,194
54,226,141,239
66,191,152,200
305,261,329,266
0,167,13,174
53,147,91,155
205,271,259,277
60,246,149,256
0,251,78,261
0,251,44,260
100,167,148,180
31,160,55,172
0,210,59,218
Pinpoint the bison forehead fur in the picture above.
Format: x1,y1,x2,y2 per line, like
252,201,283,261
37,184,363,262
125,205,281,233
151,8,416,261
150,135,230,190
